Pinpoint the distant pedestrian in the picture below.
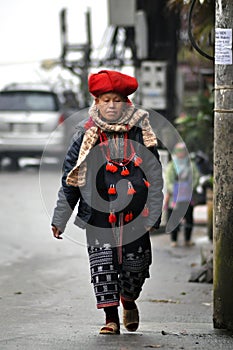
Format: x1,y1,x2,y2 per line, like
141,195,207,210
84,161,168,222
164,142,199,247
51,70,163,334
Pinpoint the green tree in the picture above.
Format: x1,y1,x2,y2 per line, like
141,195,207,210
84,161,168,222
168,0,214,158
175,86,214,158
168,0,214,62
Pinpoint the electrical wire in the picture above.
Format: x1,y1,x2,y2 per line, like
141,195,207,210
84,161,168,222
188,0,214,61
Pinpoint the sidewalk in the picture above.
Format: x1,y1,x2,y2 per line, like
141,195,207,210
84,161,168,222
1,225,233,349
88,225,233,349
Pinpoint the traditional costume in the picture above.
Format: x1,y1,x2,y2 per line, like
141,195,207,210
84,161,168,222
52,70,164,333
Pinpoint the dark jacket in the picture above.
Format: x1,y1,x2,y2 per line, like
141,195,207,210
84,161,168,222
52,121,163,232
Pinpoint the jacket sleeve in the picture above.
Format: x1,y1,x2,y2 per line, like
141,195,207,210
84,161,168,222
51,186,74,232
144,145,164,229
51,129,84,232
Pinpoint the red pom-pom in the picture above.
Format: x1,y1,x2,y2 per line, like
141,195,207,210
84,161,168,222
106,162,118,173
124,211,133,222
109,212,117,223
106,163,111,171
142,206,149,217
143,178,151,188
127,181,136,195
124,213,131,222
134,156,142,167
128,188,136,195
108,185,117,195
121,167,129,176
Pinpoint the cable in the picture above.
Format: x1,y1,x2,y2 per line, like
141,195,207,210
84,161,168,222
188,0,214,61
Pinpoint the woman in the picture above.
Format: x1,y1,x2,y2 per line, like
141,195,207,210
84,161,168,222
164,142,199,247
51,70,163,334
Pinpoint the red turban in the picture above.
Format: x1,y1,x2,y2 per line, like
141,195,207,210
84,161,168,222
88,70,138,97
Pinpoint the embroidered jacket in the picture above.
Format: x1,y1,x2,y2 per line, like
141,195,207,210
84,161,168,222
52,114,164,232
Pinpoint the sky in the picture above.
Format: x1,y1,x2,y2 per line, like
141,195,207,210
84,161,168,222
0,0,108,89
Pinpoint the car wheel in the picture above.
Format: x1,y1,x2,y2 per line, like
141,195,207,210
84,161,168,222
10,157,20,171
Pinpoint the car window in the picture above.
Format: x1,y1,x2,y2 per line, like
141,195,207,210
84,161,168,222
0,91,59,112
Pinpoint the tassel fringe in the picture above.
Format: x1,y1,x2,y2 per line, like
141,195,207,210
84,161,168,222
109,211,117,223
106,162,118,173
127,181,136,195
124,211,133,222
108,184,117,195
121,166,129,176
142,205,149,217
133,155,142,167
143,178,151,188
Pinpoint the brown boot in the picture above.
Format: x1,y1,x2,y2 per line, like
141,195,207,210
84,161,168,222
121,296,139,332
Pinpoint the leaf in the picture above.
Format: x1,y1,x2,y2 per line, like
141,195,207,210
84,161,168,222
149,299,179,304
144,345,161,348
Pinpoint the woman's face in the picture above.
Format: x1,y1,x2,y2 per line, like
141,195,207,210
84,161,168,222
95,92,126,122
175,148,187,159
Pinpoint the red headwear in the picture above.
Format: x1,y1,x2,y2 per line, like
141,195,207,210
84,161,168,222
88,70,138,97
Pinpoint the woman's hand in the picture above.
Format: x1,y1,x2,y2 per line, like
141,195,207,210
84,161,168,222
51,225,63,240
145,226,156,234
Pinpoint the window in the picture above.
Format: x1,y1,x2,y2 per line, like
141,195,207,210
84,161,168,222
0,91,59,112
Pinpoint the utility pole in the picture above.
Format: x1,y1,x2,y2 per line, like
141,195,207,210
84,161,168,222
60,8,92,107
213,0,233,330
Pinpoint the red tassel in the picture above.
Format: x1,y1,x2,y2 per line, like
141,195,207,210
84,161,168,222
106,162,118,173
142,205,149,217
108,184,117,195
143,178,151,188
121,166,129,176
124,213,131,222
134,155,142,167
127,181,136,195
128,188,136,195
106,162,111,171
109,211,117,223
125,211,133,222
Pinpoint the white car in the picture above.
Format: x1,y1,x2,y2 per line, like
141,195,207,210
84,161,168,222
0,83,68,168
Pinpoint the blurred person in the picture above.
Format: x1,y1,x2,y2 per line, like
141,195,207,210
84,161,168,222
194,150,213,205
51,70,163,334
195,150,213,176
164,142,199,247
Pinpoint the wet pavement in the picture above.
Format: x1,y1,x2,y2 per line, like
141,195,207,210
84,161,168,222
0,168,233,349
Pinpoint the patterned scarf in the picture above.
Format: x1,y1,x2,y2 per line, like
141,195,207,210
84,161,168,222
66,102,157,187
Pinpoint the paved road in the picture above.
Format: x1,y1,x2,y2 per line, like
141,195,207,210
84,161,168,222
1,164,233,349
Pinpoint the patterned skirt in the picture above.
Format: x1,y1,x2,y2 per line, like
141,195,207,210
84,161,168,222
86,212,152,309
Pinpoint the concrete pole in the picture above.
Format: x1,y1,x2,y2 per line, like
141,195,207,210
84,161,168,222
213,0,233,330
